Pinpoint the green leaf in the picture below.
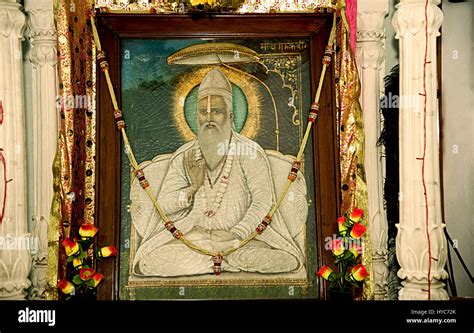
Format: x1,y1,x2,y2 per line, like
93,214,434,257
343,251,352,260
78,250,87,259
66,256,74,262
84,279,95,288
72,274,83,285
329,281,338,289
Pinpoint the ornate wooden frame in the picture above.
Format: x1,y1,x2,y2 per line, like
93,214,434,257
95,12,340,300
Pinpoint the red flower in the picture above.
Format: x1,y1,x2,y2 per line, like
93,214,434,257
79,268,95,281
90,273,104,287
349,207,364,223
57,279,75,295
337,216,348,236
350,223,366,239
79,223,99,239
98,246,117,258
62,238,80,257
350,264,369,282
316,265,334,281
330,238,345,257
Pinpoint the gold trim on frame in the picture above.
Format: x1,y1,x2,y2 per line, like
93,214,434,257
127,278,310,288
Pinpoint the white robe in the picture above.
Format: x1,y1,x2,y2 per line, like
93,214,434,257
133,132,305,277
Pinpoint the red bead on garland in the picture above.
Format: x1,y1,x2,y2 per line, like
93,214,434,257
256,215,273,234
213,254,223,276
114,109,126,130
308,102,320,123
164,220,182,239
288,160,301,182
322,46,332,65
136,168,150,189
97,50,109,72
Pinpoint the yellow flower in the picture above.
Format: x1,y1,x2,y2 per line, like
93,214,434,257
72,258,84,269
330,238,345,257
57,279,75,295
350,264,369,282
349,245,362,259
316,265,334,281
337,216,348,236
98,246,117,258
90,273,104,288
78,223,99,239
62,238,80,257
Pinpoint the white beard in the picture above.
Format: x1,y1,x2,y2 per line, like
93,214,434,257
197,120,232,171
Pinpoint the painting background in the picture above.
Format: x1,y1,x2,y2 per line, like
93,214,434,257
119,38,318,299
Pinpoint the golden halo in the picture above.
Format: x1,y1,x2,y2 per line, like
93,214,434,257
173,66,261,142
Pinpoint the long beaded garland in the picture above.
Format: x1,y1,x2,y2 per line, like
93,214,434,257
91,13,337,275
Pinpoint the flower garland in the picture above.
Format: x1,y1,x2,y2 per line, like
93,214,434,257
90,12,337,275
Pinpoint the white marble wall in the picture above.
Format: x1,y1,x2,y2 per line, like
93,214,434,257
441,0,474,298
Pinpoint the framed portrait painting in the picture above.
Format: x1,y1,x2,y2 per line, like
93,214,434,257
95,13,340,300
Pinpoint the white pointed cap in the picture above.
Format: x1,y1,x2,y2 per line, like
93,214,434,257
198,68,232,102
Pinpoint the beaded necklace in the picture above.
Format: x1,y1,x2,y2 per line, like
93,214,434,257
193,140,234,218
202,152,233,219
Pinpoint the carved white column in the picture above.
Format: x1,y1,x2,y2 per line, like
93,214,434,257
393,0,448,300
0,0,31,299
25,0,58,300
356,0,389,300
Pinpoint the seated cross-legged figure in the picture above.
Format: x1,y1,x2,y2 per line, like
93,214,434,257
133,68,305,277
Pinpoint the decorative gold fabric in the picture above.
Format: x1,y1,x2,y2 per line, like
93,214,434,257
47,0,96,300
336,25,373,300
